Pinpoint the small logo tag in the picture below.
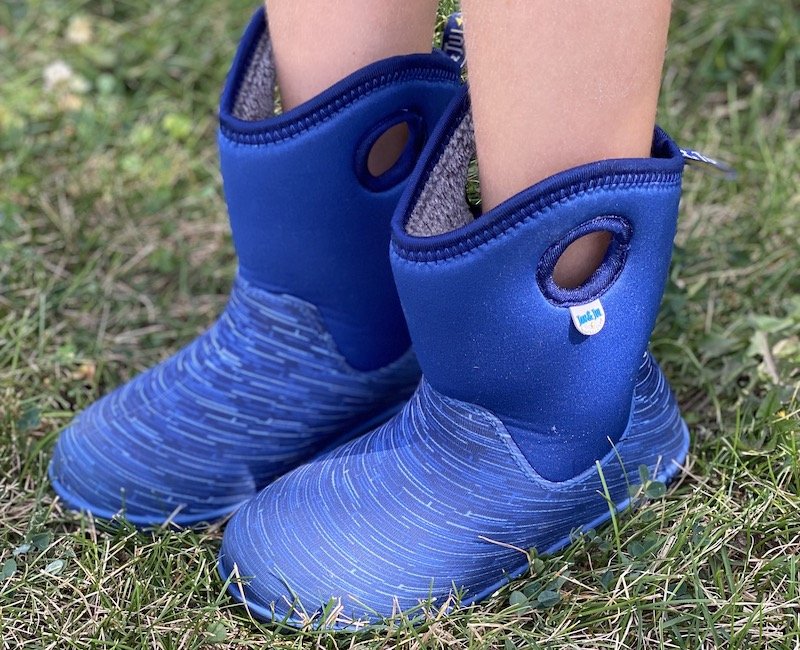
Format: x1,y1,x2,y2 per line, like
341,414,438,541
569,299,606,336
679,148,737,180
441,13,466,67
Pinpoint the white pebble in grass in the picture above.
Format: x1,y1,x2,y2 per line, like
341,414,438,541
43,60,74,92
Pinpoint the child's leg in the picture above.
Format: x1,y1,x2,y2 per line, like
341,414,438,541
462,0,671,288
267,0,439,173
267,0,440,110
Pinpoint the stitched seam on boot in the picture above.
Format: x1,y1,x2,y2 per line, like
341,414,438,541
220,69,460,146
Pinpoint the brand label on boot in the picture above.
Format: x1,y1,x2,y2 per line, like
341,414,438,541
441,13,466,67
569,299,606,336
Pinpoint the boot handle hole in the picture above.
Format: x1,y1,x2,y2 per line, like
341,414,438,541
537,216,633,306
355,110,426,192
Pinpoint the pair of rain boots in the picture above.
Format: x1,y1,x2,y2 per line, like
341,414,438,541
50,7,690,626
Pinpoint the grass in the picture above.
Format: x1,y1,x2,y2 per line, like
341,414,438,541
1,0,798,647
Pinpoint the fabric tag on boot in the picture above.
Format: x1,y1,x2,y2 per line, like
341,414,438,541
679,148,737,180
569,299,606,336
441,13,466,67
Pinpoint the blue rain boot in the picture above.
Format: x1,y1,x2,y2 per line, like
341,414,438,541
48,7,462,526
219,86,691,626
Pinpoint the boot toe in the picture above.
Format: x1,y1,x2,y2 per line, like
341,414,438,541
50,277,420,526
49,342,262,525
220,359,689,626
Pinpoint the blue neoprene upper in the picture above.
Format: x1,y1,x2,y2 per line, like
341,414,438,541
391,88,685,480
218,8,461,370
219,87,691,626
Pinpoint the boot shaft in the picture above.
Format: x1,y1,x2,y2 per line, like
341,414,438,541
391,88,685,480
218,8,462,370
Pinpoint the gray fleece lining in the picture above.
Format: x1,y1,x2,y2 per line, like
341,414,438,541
405,112,476,237
232,30,276,121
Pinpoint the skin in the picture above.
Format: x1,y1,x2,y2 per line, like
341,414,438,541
265,0,671,287
463,0,671,287
266,0,439,176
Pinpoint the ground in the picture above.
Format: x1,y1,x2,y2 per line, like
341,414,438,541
1,0,799,648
